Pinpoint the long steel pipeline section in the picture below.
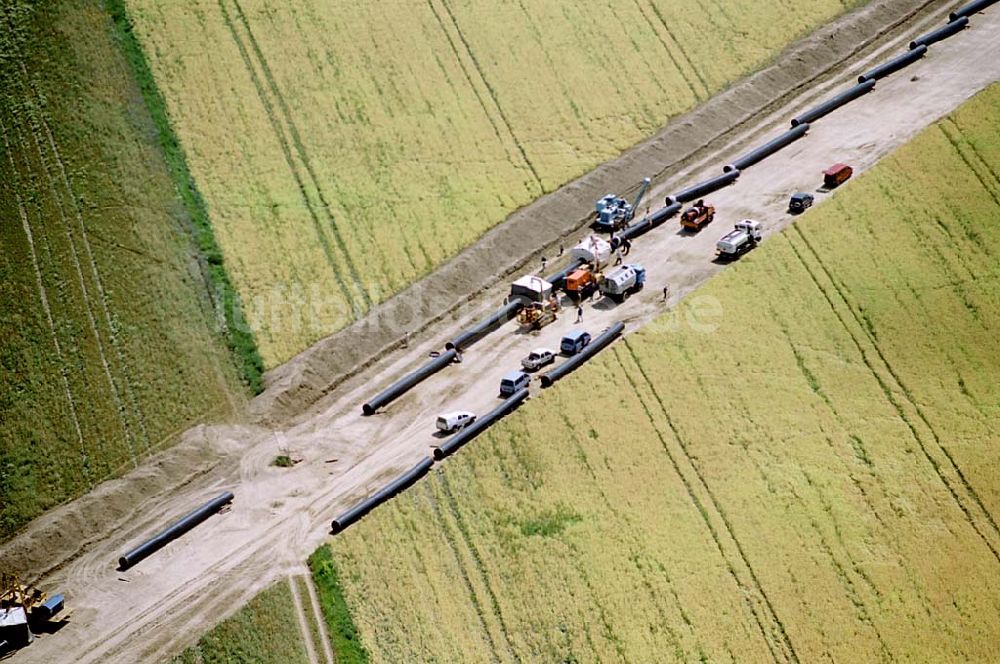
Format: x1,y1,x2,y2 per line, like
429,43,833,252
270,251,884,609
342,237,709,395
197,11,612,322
540,322,625,388
433,388,530,461
330,457,434,534
118,491,234,569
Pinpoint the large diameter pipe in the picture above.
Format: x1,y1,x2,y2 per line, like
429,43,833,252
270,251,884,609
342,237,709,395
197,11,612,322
620,202,682,241
857,46,927,83
433,388,529,461
363,350,457,415
792,79,876,126
118,491,234,569
673,170,740,205
331,457,434,534
910,17,969,49
446,300,523,351
724,123,810,173
540,321,625,388
951,0,999,21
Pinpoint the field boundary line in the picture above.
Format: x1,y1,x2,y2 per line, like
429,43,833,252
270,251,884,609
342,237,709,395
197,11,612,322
422,481,506,664
288,575,321,664
616,342,800,664
17,59,152,453
228,0,372,314
784,228,1000,561
431,0,543,190
0,111,90,483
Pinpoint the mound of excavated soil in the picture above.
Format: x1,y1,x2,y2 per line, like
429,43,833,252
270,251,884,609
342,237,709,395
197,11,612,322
251,0,938,427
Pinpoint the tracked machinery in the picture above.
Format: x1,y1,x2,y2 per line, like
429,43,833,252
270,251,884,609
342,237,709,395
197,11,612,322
0,572,65,653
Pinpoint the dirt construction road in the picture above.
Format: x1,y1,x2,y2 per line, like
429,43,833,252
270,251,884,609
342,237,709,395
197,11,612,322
7,4,1000,662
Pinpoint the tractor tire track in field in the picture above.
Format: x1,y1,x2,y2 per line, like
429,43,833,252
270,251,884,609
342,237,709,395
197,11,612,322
615,342,799,664
230,0,372,313
437,472,523,664
554,411,689,660
288,575,321,664
427,0,543,191
783,229,1000,563
938,121,1000,208
645,2,711,102
423,481,506,664
301,573,336,664
216,0,370,317
0,111,90,482
4,78,140,467
16,59,152,454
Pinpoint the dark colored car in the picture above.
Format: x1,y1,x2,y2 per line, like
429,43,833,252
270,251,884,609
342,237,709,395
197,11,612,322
789,192,815,214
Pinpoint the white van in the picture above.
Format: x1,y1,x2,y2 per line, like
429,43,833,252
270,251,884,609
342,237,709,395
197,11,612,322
436,411,476,433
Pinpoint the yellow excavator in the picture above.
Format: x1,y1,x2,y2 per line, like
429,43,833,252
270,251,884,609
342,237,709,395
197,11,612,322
0,572,65,653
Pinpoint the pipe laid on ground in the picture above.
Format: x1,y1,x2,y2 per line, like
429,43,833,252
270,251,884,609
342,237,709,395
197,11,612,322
857,45,927,83
540,321,625,388
433,388,529,461
446,300,523,351
619,202,682,241
792,79,876,126
951,0,998,21
672,170,740,205
362,349,458,415
724,123,810,173
910,17,969,49
330,457,434,534
118,491,234,570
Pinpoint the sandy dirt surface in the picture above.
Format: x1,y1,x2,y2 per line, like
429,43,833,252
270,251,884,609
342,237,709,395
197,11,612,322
5,2,1000,661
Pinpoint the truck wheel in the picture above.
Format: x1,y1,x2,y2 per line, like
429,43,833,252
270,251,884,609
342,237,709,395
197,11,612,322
623,291,631,301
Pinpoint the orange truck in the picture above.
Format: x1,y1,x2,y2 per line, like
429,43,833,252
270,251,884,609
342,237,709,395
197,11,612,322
564,266,599,300
680,200,716,230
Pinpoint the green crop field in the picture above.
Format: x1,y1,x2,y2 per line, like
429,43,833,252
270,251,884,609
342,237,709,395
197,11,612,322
171,581,312,664
0,1,244,539
307,85,1000,663
123,0,867,365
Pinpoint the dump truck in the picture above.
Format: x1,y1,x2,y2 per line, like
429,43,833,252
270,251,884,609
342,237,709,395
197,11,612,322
680,200,715,230
716,219,762,260
510,275,553,304
0,573,65,654
594,177,651,232
516,297,560,329
599,264,646,302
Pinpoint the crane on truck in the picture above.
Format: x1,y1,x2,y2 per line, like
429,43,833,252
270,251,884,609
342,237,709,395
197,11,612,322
716,219,762,260
594,177,651,232
680,200,716,231
0,572,65,654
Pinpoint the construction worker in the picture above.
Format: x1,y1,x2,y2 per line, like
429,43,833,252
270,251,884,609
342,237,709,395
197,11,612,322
662,285,670,302
576,305,583,323
541,256,548,272
614,247,623,266
622,238,632,256
558,243,564,257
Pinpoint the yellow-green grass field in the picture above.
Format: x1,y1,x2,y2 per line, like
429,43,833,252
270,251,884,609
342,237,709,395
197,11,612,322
0,1,243,538
314,85,1000,662
125,0,868,365
170,580,312,664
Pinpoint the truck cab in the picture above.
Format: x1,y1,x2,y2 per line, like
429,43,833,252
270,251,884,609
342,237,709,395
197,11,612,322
560,330,592,356
436,411,476,433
